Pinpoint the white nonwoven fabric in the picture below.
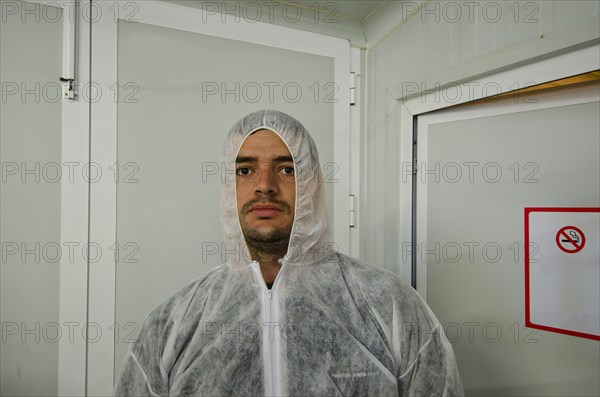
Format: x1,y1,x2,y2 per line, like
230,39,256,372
221,109,333,267
114,110,463,396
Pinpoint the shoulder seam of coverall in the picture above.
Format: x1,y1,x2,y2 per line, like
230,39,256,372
129,350,161,397
397,325,439,380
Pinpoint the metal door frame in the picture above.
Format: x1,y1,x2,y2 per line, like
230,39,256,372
387,34,599,294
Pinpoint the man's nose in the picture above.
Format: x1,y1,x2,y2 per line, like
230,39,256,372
255,166,277,194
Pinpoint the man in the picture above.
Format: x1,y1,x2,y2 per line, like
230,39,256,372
115,110,463,396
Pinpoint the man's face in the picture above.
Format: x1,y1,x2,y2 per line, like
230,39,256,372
236,129,296,246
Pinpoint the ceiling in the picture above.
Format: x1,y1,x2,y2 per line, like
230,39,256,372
277,1,386,22
162,0,391,46
164,1,387,23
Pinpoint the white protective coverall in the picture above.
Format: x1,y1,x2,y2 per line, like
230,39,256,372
114,110,463,396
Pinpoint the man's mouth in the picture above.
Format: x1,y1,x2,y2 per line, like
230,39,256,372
249,204,282,218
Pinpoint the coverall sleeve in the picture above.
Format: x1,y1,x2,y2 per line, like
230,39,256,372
397,322,464,397
113,316,171,397
113,274,213,396
114,350,161,397
113,302,175,397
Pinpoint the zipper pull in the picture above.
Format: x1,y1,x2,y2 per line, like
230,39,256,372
267,289,273,299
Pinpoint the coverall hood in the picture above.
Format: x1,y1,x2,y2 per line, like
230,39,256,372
220,109,334,267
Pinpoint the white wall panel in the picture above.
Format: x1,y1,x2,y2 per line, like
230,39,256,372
554,0,600,29
506,1,541,46
0,2,62,395
456,10,476,63
425,10,455,73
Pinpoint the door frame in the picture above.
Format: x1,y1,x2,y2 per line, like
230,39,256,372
386,34,599,296
88,1,351,394
13,0,91,395
414,79,600,299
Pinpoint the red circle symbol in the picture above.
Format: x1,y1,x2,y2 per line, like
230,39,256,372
555,226,586,254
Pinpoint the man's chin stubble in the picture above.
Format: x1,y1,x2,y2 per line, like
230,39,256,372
242,224,291,254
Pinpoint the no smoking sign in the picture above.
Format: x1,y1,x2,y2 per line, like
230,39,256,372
555,226,586,254
525,207,600,341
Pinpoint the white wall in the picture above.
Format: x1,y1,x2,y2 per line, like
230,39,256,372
360,0,600,273
1,1,63,395
164,0,367,46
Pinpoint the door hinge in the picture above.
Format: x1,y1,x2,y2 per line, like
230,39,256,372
350,72,356,106
413,139,418,174
60,77,77,101
349,194,357,228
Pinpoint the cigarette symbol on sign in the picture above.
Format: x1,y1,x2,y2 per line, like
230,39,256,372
562,230,580,244
555,226,586,254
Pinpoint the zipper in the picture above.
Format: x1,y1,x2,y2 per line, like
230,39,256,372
252,260,281,396
266,287,277,396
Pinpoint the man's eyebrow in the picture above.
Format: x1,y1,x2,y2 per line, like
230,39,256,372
235,155,294,163
273,155,294,163
236,156,256,164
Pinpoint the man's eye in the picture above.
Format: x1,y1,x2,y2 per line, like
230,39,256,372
236,167,251,176
281,166,295,176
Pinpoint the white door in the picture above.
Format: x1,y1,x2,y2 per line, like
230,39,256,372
89,1,351,394
416,81,600,395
